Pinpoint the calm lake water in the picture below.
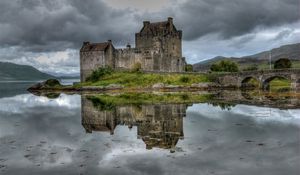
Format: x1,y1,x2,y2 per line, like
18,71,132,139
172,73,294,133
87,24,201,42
0,82,300,175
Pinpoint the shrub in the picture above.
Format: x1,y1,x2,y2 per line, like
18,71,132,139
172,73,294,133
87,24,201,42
185,64,193,72
179,76,190,83
181,94,189,100
274,58,292,69
44,79,61,87
132,62,142,72
86,66,113,82
210,60,239,72
206,73,218,82
243,64,258,71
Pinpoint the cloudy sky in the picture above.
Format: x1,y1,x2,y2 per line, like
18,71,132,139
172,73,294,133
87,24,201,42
0,0,299,75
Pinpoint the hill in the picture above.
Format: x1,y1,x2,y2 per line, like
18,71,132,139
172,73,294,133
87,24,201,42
0,62,55,81
193,43,300,71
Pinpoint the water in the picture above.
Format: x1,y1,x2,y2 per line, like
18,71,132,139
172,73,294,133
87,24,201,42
0,82,299,175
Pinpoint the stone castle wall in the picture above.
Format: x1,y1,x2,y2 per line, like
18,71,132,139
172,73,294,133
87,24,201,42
80,18,187,82
80,43,114,81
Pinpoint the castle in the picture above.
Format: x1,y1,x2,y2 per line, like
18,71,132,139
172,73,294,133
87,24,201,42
80,17,186,82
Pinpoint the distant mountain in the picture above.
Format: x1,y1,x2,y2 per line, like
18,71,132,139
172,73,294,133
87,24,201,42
0,62,55,81
193,43,300,71
47,72,80,79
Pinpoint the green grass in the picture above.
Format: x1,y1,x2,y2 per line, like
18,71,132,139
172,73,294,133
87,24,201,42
79,71,209,88
247,78,260,87
269,78,291,91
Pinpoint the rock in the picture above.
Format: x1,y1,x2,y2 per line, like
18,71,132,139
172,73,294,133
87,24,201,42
164,85,181,88
152,83,165,88
28,82,43,90
27,79,61,91
106,84,124,89
191,82,219,89
191,83,209,88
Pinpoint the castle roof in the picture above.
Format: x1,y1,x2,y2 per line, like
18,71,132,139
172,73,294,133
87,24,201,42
80,42,110,52
138,18,177,36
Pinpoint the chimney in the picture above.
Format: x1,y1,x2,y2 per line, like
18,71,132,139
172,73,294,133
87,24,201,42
126,43,131,49
168,17,173,24
143,21,150,27
168,17,173,31
83,41,90,45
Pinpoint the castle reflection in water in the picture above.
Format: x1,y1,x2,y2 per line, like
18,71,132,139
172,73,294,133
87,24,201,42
81,96,188,151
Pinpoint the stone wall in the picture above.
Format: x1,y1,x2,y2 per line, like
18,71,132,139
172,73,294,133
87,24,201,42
79,18,187,82
80,50,106,82
80,43,114,82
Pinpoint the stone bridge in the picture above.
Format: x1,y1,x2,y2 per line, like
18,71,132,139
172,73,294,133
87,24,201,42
217,69,300,90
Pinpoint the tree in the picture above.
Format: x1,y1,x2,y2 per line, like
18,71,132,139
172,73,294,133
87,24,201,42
86,66,113,82
274,58,292,69
243,64,258,71
185,64,193,72
210,60,239,72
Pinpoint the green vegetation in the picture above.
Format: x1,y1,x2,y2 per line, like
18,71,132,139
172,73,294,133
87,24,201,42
87,92,213,110
132,62,142,72
86,66,113,82
44,79,61,87
80,71,209,88
185,64,193,72
274,58,292,69
45,93,61,99
210,60,239,72
269,77,291,91
242,64,258,71
241,78,260,89
237,60,300,71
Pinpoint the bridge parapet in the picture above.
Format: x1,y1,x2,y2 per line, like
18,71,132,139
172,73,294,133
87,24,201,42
215,69,300,91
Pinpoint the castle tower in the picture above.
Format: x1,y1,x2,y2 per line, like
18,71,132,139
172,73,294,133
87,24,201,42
135,17,184,72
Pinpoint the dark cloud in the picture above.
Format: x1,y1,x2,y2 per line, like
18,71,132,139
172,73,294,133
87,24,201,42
0,0,298,53
0,0,138,52
171,0,299,40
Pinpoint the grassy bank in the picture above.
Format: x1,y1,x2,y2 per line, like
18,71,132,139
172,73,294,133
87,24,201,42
79,71,210,88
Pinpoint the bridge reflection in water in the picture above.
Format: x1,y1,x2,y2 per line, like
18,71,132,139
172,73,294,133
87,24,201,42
81,96,188,152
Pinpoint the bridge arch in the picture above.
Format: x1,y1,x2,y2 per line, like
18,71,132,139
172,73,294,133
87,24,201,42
240,76,260,89
262,75,291,91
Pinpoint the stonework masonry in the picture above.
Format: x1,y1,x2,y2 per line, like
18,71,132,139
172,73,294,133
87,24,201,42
80,17,187,82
